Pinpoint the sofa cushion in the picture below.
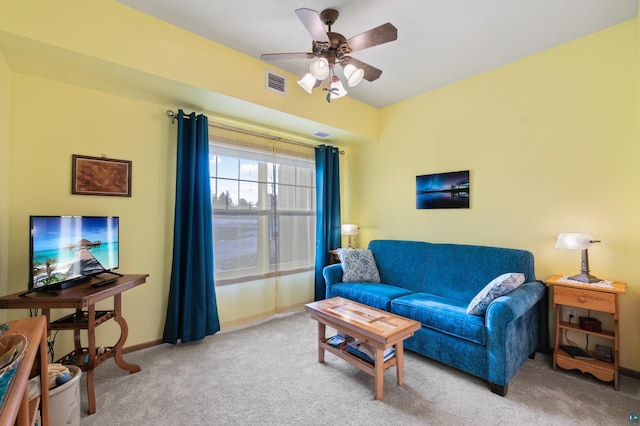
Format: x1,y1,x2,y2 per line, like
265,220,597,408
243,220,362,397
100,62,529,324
368,240,431,292
421,244,535,303
466,272,525,316
329,283,413,311
391,293,486,345
338,249,381,283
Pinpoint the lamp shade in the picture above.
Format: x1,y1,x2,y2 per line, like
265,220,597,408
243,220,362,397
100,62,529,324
343,64,364,87
555,233,595,250
341,224,358,235
329,79,348,99
297,73,317,94
309,58,330,80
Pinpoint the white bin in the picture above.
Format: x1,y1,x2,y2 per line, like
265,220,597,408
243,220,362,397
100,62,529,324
49,365,81,426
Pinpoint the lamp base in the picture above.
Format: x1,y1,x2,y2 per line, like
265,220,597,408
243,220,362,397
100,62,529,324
568,273,602,283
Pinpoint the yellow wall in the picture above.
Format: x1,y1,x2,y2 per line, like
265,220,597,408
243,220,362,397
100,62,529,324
352,20,640,369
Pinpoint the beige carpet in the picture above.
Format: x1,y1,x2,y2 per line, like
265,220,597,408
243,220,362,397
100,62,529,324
78,311,640,425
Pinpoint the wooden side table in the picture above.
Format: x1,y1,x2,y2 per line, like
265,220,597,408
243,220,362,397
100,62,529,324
545,275,626,389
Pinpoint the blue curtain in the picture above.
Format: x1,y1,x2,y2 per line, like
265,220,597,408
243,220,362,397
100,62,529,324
314,145,341,301
163,110,220,344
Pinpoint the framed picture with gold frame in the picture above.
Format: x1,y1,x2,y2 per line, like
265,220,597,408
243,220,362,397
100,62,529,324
72,154,132,197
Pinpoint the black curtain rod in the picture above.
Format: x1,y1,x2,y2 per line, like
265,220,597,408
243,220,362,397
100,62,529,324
166,110,344,154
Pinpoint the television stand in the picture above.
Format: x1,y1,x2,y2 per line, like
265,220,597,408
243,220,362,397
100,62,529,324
0,273,149,415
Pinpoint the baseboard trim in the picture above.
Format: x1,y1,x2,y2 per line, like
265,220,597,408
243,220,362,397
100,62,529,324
123,339,163,354
620,366,640,380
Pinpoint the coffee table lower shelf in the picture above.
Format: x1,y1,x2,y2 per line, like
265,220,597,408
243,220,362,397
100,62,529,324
320,340,397,375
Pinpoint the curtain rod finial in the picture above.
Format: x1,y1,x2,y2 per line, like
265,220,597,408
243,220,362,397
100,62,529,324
166,110,177,124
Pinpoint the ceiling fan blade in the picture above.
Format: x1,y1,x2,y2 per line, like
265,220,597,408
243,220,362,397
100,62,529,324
343,57,383,82
346,23,398,52
260,52,312,61
295,8,330,43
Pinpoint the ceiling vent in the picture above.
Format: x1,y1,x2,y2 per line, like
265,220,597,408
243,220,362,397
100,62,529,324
313,131,331,139
266,70,286,95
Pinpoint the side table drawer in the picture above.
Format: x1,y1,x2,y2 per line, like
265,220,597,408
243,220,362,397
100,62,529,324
554,286,615,313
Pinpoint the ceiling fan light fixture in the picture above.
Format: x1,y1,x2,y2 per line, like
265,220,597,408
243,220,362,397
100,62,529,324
297,73,317,94
309,58,330,80
343,64,364,87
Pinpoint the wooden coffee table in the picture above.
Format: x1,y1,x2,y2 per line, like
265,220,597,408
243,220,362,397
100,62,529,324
305,297,421,400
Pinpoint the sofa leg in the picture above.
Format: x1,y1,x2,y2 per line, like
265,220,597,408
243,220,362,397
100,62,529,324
529,350,536,360
489,382,508,397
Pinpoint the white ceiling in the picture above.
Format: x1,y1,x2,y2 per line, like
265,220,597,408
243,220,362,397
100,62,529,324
116,1,637,108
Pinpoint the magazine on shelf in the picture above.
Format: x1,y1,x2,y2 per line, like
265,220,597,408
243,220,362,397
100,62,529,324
560,345,593,360
346,340,395,364
325,335,346,348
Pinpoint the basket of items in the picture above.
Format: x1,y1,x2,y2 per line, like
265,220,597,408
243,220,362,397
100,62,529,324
0,333,29,405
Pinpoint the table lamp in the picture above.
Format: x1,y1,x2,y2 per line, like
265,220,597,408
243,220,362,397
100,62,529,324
555,232,601,283
341,224,358,248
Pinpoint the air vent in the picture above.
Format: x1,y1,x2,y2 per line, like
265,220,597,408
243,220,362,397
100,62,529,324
266,70,286,95
313,131,331,139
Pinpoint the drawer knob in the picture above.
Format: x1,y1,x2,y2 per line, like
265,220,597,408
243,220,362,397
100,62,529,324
577,296,587,303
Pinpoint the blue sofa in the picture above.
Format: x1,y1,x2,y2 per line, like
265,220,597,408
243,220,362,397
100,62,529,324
323,240,546,396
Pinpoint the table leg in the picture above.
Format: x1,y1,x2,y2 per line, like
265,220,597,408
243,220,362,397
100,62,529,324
38,320,50,425
396,342,405,385
17,389,29,426
553,304,561,371
87,304,97,414
112,294,141,373
73,308,83,354
374,347,384,400
317,322,326,363
87,369,96,415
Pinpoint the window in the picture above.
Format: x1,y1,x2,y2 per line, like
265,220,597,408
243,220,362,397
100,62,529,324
209,136,316,284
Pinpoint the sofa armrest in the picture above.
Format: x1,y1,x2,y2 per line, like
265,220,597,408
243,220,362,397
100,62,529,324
485,281,545,326
484,280,546,386
323,264,344,299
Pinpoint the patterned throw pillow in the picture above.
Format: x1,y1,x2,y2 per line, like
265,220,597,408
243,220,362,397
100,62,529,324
337,248,381,283
466,272,525,316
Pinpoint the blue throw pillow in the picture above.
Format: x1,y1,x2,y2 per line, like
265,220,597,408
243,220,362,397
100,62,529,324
466,272,525,316
338,248,381,283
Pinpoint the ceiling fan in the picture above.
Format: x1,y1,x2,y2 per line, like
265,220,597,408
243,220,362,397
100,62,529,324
260,8,398,102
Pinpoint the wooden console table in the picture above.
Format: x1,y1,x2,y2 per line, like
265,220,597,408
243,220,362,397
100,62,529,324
0,273,148,415
0,316,50,426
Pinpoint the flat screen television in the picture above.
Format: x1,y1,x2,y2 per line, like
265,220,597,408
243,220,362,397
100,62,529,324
28,215,120,293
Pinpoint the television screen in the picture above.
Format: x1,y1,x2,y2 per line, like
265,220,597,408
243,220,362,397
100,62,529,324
29,216,119,291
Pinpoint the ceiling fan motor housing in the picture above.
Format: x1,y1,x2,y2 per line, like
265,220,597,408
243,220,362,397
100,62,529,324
312,32,351,63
